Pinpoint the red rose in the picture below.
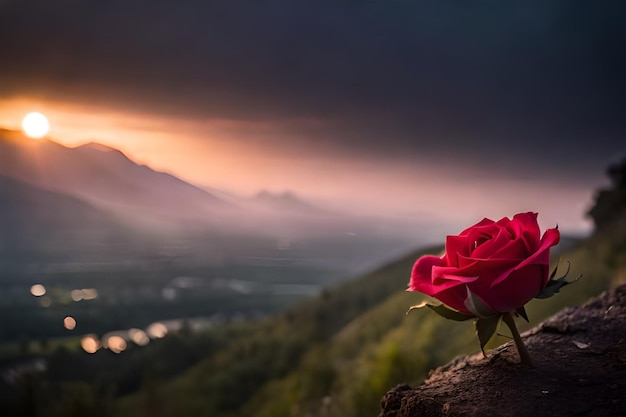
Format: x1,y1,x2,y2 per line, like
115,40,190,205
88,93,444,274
409,212,560,316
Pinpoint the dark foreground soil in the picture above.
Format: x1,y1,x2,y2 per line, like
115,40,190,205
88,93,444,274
379,285,626,417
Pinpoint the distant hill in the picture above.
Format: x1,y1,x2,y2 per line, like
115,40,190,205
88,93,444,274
251,190,325,215
0,129,230,228
0,174,139,271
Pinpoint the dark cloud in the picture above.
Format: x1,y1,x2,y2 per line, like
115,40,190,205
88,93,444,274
1,0,625,181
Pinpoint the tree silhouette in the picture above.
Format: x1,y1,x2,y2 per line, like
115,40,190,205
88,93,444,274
588,157,626,230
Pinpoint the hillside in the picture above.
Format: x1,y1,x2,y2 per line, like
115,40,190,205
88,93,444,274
2,222,622,417
0,174,140,272
116,222,624,417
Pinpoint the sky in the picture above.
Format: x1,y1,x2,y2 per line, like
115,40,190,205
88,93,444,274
1,0,625,234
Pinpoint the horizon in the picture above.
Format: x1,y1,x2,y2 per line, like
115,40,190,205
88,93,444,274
2,2,626,235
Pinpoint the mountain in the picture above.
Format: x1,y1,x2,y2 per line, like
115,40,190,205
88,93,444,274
0,174,140,271
0,129,230,229
251,190,326,215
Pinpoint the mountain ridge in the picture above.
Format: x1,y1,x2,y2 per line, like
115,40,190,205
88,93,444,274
0,129,231,227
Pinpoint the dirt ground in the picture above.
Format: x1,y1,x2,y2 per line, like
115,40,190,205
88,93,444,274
379,285,626,417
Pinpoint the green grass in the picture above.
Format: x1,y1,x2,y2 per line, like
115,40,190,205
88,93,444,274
0,335,83,358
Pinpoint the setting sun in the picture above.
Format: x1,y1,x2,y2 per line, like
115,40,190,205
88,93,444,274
22,112,50,138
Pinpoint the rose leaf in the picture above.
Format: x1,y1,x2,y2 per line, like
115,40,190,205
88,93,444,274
407,301,474,321
536,259,581,299
535,277,575,299
515,305,530,322
535,273,582,299
475,315,502,356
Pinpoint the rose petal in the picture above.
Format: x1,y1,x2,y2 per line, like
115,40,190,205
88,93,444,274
459,218,495,236
484,264,547,312
453,255,521,276
491,225,560,287
490,238,527,260
471,229,521,259
540,226,560,251
445,235,472,265
466,223,501,243
432,269,479,289
452,257,526,311
509,212,541,252
429,285,473,315
410,254,479,314
409,255,447,293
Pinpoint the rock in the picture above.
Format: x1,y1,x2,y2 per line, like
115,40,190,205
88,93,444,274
379,285,626,417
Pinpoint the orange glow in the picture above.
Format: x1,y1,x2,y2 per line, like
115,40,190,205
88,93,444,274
129,328,150,346
63,316,77,330
0,96,255,190
105,335,127,354
0,96,594,234
146,322,168,339
81,335,101,353
0,96,408,201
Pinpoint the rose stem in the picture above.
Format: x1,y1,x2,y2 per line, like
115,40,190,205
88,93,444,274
502,312,533,367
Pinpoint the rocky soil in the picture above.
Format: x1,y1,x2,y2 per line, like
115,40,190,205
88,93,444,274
379,285,626,417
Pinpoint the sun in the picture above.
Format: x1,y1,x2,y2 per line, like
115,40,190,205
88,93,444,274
22,112,50,139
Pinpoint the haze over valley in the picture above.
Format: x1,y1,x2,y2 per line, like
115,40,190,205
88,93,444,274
0,127,447,345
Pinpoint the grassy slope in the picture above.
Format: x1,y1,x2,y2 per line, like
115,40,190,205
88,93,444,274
121,227,625,417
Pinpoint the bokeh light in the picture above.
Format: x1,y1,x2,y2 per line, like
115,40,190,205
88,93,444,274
105,335,127,354
63,316,76,330
71,289,82,302
128,328,150,346
81,288,98,300
146,322,168,339
71,288,99,302
30,284,46,297
80,335,101,353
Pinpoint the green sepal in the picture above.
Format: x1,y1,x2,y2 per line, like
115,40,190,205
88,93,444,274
536,260,582,300
464,286,497,318
515,306,529,323
475,315,502,356
407,301,475,321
